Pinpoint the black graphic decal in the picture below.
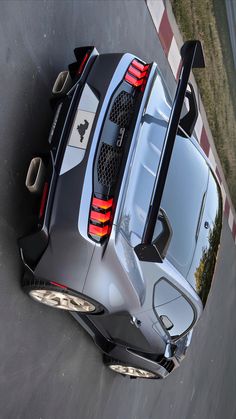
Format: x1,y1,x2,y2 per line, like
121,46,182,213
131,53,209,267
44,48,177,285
77,119,89,143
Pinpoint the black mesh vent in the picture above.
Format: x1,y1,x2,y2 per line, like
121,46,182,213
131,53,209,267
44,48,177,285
109,91,134,127
97,143,122,188
159,358,175,373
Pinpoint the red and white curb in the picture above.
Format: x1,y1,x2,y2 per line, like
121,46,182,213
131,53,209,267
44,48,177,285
146,0,236,244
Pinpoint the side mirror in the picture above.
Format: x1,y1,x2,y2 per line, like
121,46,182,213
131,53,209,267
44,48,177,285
160,315,174,331
134,208,173,263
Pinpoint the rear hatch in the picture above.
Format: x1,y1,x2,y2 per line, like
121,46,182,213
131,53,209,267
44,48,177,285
117,72,215,281
113,71,172,238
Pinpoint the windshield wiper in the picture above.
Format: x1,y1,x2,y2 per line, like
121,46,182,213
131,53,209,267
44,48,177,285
195,191,207,241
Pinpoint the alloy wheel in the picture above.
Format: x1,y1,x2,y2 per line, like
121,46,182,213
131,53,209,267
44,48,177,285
29,289,96,312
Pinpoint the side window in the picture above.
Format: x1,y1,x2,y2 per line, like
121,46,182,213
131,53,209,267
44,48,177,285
154,279,195,338
154,279,180,306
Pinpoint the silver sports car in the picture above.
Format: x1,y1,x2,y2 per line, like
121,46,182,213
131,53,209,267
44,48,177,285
19,41,222,379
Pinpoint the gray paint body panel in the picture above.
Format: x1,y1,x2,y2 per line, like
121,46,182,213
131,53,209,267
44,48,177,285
35,164,95,291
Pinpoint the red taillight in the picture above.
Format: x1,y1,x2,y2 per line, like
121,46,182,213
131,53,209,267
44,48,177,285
89,224,109,237
125,73,144,87
77,52,90,75
39,182,49,219
128,65,146,79
90,210,111,223
92,197,113,210
132,59,149,72
124,59,150,88
88,196,114,242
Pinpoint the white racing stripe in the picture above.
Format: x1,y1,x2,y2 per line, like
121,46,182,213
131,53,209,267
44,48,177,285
228,209,234,231
208,148,217,172
168,37,181,79
221,185,226,206
146,0,165,32
194,113,203,142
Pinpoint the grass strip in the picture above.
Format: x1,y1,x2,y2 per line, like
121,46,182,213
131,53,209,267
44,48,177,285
171,0,236,207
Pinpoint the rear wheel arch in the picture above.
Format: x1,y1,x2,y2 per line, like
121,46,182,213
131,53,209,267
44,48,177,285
22,278,104,314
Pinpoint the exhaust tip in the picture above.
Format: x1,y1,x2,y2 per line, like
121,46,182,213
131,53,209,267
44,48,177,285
52,71,72,95
25,157,45,194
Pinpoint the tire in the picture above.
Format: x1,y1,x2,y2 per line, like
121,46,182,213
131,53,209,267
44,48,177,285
22,278,104,314
103,355,160,379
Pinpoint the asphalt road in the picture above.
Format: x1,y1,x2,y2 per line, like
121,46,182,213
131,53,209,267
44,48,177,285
0,1,236,419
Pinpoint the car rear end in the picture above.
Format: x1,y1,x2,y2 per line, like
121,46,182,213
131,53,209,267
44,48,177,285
19,46,158,295
20,41,215,381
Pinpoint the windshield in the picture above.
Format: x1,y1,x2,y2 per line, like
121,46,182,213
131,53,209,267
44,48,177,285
186,171,223,305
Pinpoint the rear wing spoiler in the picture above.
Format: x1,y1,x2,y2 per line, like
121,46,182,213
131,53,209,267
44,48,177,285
135,40,205,263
